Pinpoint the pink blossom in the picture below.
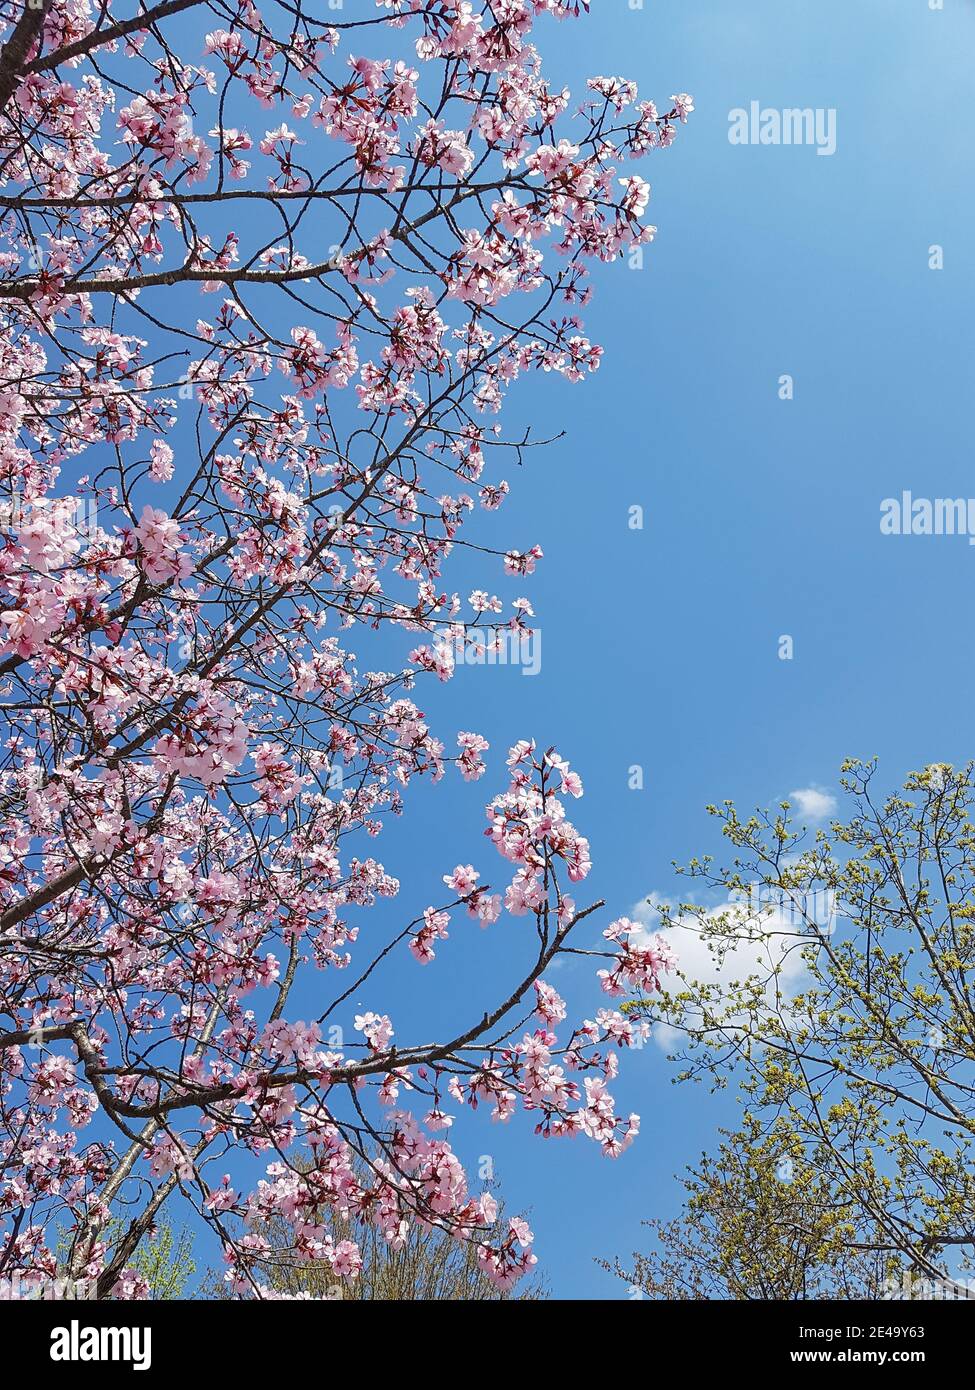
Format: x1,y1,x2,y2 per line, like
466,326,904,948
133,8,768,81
443,864,479,896
0,0,691,1294
354,1012,394,1051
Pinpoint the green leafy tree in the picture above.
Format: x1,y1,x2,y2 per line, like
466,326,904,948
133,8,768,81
125,1221,196,1300
604,1123,897,1299
632,761,975,1296
56,1218,195,1300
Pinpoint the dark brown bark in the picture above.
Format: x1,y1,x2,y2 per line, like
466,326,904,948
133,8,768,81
0,0,54,111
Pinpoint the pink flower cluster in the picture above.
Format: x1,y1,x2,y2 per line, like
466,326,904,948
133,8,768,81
0,0,689,1298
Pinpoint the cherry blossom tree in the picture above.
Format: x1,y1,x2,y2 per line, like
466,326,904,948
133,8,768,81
0,0,689,1298
205,1158,546,1299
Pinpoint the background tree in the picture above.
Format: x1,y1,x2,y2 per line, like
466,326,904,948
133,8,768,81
98,1218,197,1300
205,1160,544,1300
631,761,975,1297
603,1122,898,1300
0,0,689,1297
52,1215,196,1298
123,1219,197,1300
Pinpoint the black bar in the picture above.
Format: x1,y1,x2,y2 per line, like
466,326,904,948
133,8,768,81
0,1297,963,1376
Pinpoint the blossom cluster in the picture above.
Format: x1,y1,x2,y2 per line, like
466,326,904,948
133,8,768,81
0,0,688,1296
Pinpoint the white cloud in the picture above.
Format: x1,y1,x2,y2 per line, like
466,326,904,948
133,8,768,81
630,893,811,1052
787,786,837,823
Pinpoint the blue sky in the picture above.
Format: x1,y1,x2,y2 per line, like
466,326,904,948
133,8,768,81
342,0,975,1297
67,0,973,1297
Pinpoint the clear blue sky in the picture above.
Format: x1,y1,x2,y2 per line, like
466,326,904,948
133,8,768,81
136,0,975,1296
352,0,975,1298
